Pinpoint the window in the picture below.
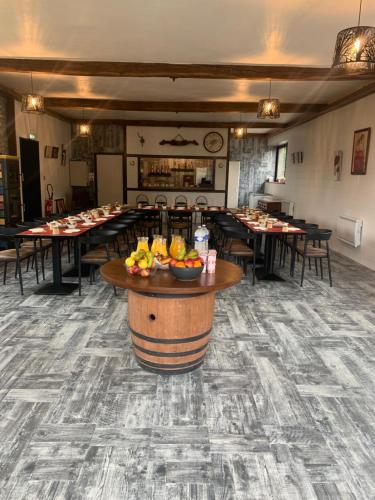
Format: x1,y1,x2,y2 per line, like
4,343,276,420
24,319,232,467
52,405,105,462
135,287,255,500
275,144,288,181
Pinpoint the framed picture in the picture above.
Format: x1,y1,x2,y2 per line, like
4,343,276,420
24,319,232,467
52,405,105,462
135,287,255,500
52,146,59,159
334,151,343,181
351,128,371,175
44,145,53,158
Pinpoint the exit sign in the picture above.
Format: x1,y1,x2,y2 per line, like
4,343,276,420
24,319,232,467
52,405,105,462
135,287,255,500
29,133,36,140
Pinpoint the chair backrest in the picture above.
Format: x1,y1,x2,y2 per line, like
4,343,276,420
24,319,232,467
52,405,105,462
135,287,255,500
195,195,208,206
136,194,149,206
55,198,66,214
222,225,254,240
154,194,167,206
298,223,319,230
289,219,306,226
175,195,188,206
79,230,118,246
105,223,127,231
306,229,332,242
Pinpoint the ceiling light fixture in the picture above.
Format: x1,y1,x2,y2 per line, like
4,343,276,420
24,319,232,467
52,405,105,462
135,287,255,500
234,127,246,138
332,0,375,72
21,72,44,114
257,80,280,119
78,108,91,137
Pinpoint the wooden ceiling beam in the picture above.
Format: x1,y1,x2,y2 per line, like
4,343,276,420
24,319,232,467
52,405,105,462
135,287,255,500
45,98,326,113
269,81,375,137
0,58,374,81
71,118,286,129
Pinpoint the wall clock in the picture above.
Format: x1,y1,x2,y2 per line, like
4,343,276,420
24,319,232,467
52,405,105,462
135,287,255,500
203,132,224,153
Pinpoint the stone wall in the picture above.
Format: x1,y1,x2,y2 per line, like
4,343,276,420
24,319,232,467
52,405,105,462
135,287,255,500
229,135,275,205
0,95,9,155
71,123,124,165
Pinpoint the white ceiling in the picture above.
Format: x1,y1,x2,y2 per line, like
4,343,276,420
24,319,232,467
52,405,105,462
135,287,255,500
1,0,374,129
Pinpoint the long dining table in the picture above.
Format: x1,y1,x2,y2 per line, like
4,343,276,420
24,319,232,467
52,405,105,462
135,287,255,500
233,213,306,281
16,209,127,295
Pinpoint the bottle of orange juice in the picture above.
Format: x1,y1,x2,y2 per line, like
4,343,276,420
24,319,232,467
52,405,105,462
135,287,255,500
136,236,149,252
160,237,168,257
151,235,161,254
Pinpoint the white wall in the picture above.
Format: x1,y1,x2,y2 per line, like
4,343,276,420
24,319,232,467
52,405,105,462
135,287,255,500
126,126,228,157
267,93,375,270
15,101,72,215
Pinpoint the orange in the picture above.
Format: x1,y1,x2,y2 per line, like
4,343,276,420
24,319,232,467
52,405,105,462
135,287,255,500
175,262,185,268
193,261,202,267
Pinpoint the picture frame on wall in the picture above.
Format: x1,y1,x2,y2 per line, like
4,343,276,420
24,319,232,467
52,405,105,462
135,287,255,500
351,128,371,175
334,150,343,181
44,145,53,158
52,146,59,159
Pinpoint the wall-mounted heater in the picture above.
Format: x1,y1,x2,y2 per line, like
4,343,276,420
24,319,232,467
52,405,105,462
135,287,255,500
337,216,363,247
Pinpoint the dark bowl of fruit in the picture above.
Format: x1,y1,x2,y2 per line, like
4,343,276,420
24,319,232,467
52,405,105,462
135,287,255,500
169,250,203,281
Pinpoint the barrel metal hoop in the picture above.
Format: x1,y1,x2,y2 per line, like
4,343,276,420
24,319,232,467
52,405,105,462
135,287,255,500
130,328,211,345
136,359,204,375
131,291,208,299
133,342,208,358
135,353,206,370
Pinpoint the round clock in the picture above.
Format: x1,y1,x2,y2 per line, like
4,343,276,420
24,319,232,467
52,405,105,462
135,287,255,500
203,132,224,153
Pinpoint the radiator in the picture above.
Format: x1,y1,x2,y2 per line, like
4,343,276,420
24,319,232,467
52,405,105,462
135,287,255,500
337,216,363,247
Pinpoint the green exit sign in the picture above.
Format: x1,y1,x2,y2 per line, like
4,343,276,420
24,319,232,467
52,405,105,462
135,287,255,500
29,133,36,140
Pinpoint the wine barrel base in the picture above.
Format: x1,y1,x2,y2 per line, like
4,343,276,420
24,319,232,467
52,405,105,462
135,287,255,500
128,290,215,375
135,357,205,375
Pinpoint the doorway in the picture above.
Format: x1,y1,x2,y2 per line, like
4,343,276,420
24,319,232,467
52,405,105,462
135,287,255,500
19,138,42,221
95,154,124,205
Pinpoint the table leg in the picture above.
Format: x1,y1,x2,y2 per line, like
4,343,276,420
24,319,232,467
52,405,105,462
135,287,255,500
35,239,79,295
290,235,298,277
255,234,285,281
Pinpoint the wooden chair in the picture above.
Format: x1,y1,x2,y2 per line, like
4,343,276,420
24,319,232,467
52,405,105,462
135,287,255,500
0,228,40,295
55,198,66,214
77,230,120,295
296,229,333,287
167,209,192,243
221,226,256,284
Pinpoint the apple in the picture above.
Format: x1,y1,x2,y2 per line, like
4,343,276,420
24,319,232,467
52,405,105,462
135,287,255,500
185,259,194,268
140,269,150,277
170,259,177,266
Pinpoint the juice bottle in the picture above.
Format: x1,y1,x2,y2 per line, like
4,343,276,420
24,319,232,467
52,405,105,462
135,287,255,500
160,238,168,257
169,235,186,260
151,235,161,254
136,236,149,252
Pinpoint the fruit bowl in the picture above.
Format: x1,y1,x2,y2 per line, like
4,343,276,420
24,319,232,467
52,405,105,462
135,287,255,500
125,263,157,278
169,263,203,281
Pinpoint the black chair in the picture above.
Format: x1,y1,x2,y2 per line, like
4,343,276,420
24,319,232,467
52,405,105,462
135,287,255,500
296,229,333,287
17,222,52,280
0,227,40,295
167,209,192,242
175,195,188,207
155,194,168,207
140,210,162,238
195,195,208,207
104,222,129,255
77,230,120,295
136,194,149,207
221,226,256,284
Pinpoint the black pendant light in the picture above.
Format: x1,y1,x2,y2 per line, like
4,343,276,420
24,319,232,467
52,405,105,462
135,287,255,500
21,73,44,114
332,0,375,72
257,80,280,119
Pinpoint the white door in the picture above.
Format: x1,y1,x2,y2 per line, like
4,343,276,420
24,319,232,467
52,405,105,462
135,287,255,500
96,154,124,205
227,161,240,208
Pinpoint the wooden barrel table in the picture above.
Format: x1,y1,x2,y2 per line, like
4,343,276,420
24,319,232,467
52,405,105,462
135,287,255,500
100,259,241,375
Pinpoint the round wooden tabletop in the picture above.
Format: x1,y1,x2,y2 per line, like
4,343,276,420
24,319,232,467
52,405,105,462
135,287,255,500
100,258,241,295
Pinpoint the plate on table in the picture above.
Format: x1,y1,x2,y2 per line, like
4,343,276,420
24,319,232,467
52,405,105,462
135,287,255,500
208,206,218,211
236,213,245,217
176,206,186,210
287,227,300,231
81,222,96,227
113,210,122,213
63,229,81,234
144,206,154,209
95,218,107,221
29,228,45,233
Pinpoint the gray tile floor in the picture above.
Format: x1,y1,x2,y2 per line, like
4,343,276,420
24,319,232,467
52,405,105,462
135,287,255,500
0,250,374,499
